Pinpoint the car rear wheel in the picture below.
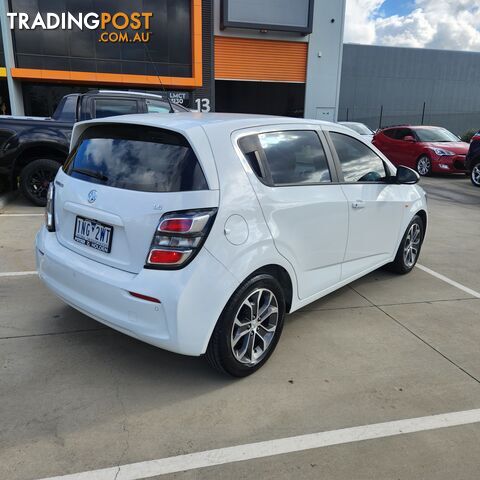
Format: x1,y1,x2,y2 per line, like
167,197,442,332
388,215,424,274
19,159,62,206
470,162,480,187
416,156,431,176
206,274,286,377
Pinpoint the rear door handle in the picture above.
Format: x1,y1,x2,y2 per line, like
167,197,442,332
352,200,366,209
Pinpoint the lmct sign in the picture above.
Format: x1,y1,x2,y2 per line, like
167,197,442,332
6,11,153,31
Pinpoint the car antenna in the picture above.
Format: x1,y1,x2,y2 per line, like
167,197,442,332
142,43,175,113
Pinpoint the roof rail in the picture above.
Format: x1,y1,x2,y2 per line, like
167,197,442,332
98,89,167,98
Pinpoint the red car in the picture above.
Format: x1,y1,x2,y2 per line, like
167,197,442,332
373,125,468,176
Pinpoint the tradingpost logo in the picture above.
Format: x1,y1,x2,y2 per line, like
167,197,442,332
7,11,153,43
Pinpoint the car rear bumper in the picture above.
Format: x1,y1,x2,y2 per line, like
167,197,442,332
36,227,239,356
432,155,466,173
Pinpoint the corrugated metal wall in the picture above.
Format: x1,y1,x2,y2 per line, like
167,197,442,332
215,37,307,83
339,44,480,135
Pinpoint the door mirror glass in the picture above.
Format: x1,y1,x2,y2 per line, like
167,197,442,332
396,165,419,184
403,135,416,142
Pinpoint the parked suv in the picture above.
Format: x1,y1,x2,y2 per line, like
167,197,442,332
465,131,480,187
36,114,427,377
0,90,187,205
373,125,468,176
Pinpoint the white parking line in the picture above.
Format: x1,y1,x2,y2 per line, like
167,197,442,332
417,264,480,299
36,408,480,480
0,271,37,277
0,213,44,217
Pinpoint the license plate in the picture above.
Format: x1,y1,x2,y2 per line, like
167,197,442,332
74,216,113,253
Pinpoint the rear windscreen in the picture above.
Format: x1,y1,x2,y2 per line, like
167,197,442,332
64,125,208,192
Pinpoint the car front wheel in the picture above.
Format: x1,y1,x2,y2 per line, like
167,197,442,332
388,215,425,274
206,274,286,377
470,162,480,187
416,156,431,176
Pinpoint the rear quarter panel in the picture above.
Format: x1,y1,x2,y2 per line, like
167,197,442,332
202,123,299,304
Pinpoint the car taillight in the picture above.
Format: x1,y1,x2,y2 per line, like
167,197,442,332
45,182,55,232
146,208,217,269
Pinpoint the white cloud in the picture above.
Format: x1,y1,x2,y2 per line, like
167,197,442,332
345,0,480,51
344,0,383,45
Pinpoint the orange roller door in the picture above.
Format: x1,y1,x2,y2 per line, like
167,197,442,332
215,36,307,83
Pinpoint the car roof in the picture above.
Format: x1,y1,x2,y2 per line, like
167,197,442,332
383,125,445,130
339,121,366,126
70,113,364,151
74,112,339,135
409,125,447,130
82,89,169,100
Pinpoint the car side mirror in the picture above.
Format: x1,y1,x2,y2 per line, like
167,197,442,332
403,135,416,142
396,165,419,184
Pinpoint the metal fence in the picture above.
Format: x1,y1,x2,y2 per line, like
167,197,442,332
338,104,480,135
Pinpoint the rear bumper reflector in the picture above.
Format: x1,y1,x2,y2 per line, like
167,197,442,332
129,291,161,303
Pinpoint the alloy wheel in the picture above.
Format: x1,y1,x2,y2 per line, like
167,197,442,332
417,157,430,176
403,223,421,268
230,288,279,365
472,164,480,186
29,168,55,201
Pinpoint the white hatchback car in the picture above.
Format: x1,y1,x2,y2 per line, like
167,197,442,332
36,113,427,376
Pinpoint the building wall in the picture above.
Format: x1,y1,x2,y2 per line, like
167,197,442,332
192,0,215,112
1,0,346,118
339,43,480,135
303,0,345,121
213,0,345,120
2,0,214,115
213,0,308,42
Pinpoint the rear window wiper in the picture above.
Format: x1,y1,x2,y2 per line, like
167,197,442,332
71,167,108,182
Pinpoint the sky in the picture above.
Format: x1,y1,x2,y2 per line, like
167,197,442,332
344,0,480,51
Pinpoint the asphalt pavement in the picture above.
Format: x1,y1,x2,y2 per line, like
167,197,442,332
1,174,479,480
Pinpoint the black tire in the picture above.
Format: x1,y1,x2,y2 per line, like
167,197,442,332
416,155,432,176
470,162,480,187
388,215,425,274
206,274,286,377
19,159,61,206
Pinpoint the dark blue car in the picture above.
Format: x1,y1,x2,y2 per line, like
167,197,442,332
466,132,480,187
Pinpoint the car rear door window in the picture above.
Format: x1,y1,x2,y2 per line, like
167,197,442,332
330,132,388,183
64,124,208,192
94,99,138,118
146,99,171,113
383,129,397,139
242,130,331,186
54,95,77,122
